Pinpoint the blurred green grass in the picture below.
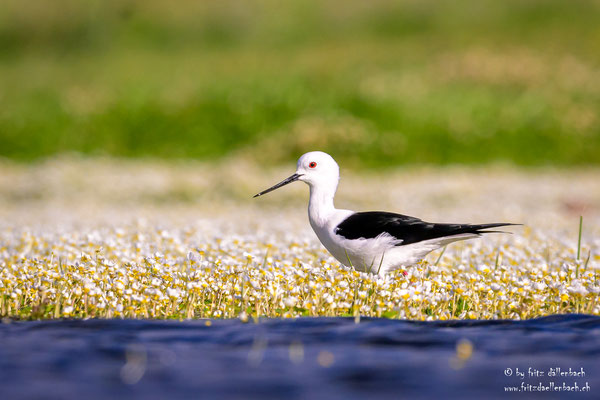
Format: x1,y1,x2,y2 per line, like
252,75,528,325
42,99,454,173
0,0,599,167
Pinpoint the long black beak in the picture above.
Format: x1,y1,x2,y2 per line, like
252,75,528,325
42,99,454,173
253,173,302,198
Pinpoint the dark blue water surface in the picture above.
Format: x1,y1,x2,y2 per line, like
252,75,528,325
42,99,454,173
1,315,599,400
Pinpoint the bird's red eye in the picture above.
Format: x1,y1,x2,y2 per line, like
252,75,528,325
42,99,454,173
309,162,317,168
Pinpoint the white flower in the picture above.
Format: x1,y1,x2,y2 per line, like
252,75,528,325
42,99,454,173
567,284,588,296
283,297,298,307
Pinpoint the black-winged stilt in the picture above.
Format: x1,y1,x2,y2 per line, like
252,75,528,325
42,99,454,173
254,151,517,275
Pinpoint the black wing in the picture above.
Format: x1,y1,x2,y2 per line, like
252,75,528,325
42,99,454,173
334,211,516,246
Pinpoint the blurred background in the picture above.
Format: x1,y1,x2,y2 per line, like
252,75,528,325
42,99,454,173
0,0,599,235
1,0,599,167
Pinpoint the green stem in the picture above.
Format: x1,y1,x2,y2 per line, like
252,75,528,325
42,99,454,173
494,248,501,269
577,216,583,261
434,246,447,266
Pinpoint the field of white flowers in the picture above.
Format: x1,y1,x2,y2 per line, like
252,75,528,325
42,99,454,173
0,158,598,320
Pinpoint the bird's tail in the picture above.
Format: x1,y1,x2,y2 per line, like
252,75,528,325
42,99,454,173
466,222,521,235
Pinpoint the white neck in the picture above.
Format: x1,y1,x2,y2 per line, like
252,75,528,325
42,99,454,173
308,181,337,227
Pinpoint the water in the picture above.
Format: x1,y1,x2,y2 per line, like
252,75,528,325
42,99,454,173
1,315,598,399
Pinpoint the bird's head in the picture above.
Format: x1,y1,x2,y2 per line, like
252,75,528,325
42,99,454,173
253,151,340,198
